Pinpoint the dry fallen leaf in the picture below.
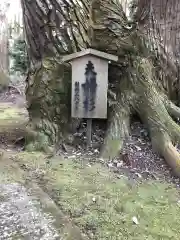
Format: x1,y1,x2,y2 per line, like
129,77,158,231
107,163,113,168
76,152,81,156
135,173,142,178
92,197,96,202
99,158,105,163
135,145,142,151
132,216,139,225
117,161,123,168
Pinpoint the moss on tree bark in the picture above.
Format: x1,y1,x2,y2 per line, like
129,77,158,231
25,58,73,152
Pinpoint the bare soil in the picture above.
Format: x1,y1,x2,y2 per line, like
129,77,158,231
59,117,180,187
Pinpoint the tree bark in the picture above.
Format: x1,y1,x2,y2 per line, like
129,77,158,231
22,0,180,176
25,58,73,152
0,4,9,90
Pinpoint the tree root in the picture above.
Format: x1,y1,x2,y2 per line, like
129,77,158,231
102,57,180,177
161,141,180,177
101,103,130,160
165,100,180,120
24,124,54,153
151,131,180,177
101,76,134,159
134,58,180,176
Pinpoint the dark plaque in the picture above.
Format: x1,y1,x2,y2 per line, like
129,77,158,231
74,81,80,111
81,61,97,115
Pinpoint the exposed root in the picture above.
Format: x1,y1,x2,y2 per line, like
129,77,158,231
102,57,180,177
165,100,180,120
163,142,180,177
134,58,180,176
139,99,180,177
151,131,180,177
7,85,22,95
101,103,130,159
24,123,54,153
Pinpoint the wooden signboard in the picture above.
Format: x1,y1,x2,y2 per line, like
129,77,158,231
63,49,118,119
63,49,118,146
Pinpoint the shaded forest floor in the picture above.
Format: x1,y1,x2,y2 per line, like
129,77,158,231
0,87,180,239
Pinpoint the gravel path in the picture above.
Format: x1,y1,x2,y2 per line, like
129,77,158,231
0,183,60,240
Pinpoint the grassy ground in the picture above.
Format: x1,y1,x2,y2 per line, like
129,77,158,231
1,102,180,239
0,102,28,140
13,151,180,240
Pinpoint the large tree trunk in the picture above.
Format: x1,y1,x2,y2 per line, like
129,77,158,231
21,0,180,176
135,0,180,101
21,0,80,151
25,59,72,152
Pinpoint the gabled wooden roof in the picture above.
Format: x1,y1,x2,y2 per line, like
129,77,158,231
62,48,118,62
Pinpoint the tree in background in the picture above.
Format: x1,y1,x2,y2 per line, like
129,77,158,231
0,2,10,88
9,37,28,75
21,0,180,176
8,7,27,76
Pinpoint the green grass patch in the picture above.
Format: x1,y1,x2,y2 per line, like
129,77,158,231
0,103,27,131
15,151,180,240
0,103,28,140
0,153,25,184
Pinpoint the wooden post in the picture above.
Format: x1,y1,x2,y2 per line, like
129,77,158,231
86,119,92,147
